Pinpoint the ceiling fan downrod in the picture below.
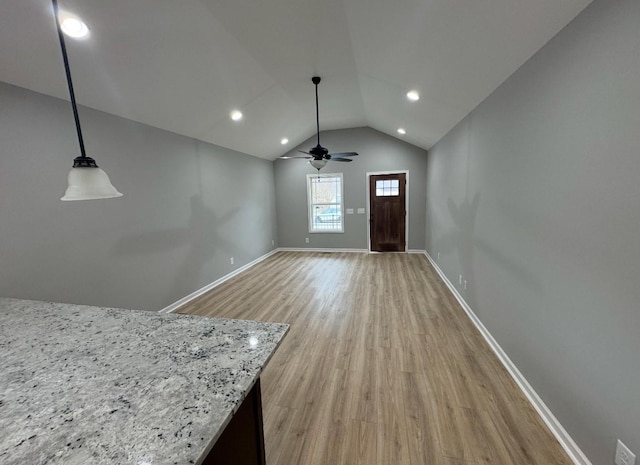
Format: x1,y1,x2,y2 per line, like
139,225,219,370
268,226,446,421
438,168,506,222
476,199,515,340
312,76,321,148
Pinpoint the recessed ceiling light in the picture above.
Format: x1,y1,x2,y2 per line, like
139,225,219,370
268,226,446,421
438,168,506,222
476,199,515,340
230,110,243,121
406,90,420,102
60,15,89,39
280,138,289,145
397,128,406,135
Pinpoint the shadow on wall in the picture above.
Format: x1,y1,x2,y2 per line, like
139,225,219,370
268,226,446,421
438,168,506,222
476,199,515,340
437,194,481,305
112,195,239,307
438,193,543,310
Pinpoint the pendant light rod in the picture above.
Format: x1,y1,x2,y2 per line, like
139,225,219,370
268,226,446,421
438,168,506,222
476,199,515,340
52,0,88,162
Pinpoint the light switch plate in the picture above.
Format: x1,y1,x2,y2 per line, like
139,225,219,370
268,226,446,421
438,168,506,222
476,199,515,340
357,208,365,214
346,208,354,214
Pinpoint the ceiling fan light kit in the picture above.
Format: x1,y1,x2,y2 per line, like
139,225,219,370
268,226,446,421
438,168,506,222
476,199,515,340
280,76,359,172
53,0,122,201
309,159,327,171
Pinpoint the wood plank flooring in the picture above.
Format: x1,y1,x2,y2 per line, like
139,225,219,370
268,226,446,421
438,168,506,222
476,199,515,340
178,251,572,465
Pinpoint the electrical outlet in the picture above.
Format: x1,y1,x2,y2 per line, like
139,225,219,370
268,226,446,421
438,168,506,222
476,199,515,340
271,239,275,246
437,252,440,260
305,237,309,244
464,280,468,290
459,274,463,285
230,257,234,265
616,440,636,465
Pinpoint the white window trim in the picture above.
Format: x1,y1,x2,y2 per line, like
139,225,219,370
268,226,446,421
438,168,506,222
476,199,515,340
306,172,344,234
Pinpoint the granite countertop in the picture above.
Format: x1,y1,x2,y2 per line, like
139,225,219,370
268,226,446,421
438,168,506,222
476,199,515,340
0,298,288,465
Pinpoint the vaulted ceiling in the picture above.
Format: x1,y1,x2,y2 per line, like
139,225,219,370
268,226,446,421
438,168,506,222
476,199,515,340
0,0,591,160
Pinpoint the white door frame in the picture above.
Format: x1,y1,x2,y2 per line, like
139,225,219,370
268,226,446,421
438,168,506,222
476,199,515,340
366,170,409,253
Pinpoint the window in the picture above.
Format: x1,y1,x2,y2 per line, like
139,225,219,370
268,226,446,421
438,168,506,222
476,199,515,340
307,173,344,233
375,179,399,196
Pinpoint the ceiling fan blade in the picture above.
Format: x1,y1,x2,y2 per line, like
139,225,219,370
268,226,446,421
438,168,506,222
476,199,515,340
328,152,358,158
280,155,312,159
331,158,353,162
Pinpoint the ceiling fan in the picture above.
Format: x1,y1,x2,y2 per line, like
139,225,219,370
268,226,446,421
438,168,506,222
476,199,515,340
280,76,358,171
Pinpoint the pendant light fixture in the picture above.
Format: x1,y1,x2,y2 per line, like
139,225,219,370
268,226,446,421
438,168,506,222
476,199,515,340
52,0,122,201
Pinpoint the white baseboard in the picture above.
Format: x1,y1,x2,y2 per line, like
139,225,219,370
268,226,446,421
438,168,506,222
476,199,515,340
158,249,280,314
423,251,592,465
277,247,368,253
279,247,426,254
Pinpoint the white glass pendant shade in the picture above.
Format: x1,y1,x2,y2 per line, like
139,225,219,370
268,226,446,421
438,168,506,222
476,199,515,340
309,159,327,171
61,166,123,201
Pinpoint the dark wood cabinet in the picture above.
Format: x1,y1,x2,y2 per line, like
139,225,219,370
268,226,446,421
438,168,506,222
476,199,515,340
202,379,266,465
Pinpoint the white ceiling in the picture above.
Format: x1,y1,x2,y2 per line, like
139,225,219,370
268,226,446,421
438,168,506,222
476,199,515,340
0,0,592,160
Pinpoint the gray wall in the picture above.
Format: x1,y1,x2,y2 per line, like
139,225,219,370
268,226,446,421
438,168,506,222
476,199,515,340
274,127,428,250
426,1,640,463
0,82,277,311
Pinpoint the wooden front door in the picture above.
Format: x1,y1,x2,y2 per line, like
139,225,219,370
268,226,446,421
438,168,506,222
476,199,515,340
369,173,406,252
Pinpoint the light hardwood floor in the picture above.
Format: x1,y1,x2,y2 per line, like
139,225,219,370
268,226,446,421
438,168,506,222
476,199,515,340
179,251,573,465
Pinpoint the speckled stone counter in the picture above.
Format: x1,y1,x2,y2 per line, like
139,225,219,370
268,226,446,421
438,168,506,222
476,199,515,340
0,298,288,465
